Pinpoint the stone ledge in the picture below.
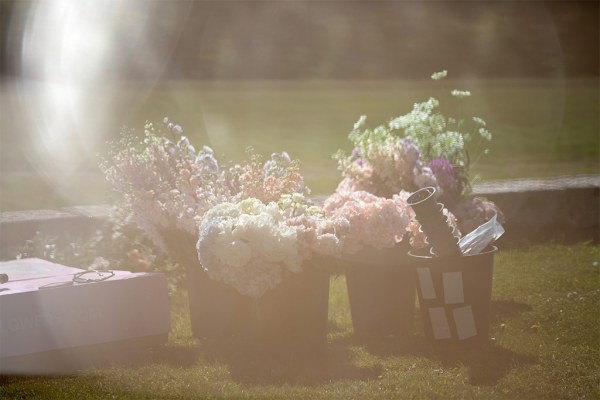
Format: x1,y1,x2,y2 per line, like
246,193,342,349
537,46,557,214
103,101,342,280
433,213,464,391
1,176,598,249
472,175,600,195
473,176,599,246
0,206,113,249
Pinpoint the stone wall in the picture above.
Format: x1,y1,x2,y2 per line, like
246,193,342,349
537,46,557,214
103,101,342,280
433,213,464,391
1,176,598,250
472,176,598,246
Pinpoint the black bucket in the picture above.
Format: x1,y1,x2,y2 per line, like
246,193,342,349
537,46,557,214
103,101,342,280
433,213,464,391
187,266,253,339
255,264,330,353
409,246,497,346
344,244,416,338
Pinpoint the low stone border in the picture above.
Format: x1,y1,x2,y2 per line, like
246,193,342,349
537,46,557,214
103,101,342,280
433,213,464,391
1,176,598,249
472,176,599,246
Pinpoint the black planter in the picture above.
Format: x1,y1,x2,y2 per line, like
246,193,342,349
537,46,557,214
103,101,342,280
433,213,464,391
158,228,253,339
255,264,330,353
188,260,330,351
187,266,253,339
343,243,416,338
409,246,497,346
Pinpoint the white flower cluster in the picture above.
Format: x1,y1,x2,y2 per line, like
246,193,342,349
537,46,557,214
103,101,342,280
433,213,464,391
431,70,448,80
451,90,471,99
197,198,303,298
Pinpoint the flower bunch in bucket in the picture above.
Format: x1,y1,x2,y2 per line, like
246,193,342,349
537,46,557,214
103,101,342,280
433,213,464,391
333,71,503,237
196,195,342,298
100,120,231,254
101,120,310,260
102,119,339,342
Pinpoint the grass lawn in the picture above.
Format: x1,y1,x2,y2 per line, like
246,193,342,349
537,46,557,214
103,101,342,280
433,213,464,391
1,78,598,211
1,243,599,399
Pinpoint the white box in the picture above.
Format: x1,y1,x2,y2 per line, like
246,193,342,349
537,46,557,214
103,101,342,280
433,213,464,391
0,258,170,374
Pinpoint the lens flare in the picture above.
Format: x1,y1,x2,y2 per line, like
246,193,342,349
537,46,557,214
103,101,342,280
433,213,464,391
11,0,182,207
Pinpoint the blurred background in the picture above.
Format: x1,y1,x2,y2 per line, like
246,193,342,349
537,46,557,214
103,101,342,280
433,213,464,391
0,0,598,211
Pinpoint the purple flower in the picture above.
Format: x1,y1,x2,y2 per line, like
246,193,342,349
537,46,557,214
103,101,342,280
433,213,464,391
428,158,460,204
398,138,420,164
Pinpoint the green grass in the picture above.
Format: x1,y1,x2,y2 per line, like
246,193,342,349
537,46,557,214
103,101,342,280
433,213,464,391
1,243,599,399
1,78,598,211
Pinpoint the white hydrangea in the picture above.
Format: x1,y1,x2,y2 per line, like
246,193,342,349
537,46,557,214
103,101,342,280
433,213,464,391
197,199,303,298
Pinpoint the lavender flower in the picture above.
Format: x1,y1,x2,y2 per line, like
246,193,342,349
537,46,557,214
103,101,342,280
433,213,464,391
428,158,460,205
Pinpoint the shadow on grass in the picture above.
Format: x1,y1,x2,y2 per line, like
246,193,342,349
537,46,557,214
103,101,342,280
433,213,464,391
339,332,431,358
198,337,382,386
332,327,536,386
109,333,381,386
434,341,537,386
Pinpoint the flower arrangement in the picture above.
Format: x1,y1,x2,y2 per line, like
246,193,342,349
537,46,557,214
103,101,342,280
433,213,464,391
196,196,343,297
333,71,503,234
103,119,340,297
101,119,308,255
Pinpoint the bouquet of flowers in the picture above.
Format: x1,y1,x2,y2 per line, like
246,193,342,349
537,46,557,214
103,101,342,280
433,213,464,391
103,119,344,299
197,195,344,297
321,189,460,254
333,70,503,235
101,119,309,258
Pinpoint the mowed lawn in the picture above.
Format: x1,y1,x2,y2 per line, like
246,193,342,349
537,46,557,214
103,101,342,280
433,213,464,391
1,78,598,211
1,243,599,399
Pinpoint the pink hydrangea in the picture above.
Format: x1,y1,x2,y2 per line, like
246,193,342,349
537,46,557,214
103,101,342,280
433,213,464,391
323,190,410,254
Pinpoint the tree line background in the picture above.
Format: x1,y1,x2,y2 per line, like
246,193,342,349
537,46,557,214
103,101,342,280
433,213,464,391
1,0,598,81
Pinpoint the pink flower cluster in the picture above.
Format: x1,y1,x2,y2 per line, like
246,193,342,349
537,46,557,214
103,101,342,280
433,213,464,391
335,124,441,199
232,151,306,204
323,190,411,254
